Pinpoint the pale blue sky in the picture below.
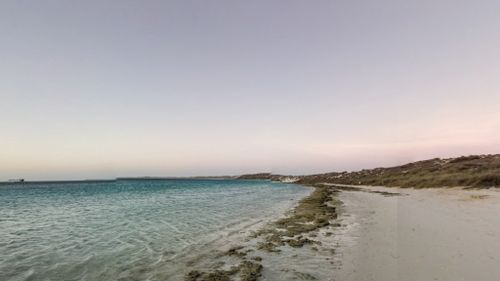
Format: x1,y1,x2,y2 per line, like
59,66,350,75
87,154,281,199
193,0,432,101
1,0,499,180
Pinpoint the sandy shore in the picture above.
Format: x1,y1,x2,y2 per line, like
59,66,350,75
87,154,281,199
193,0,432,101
181,183,500,281
183,184,341,280
331,185,500,281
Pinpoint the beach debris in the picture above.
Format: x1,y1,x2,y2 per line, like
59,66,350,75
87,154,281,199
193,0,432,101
185,260,262,281
256,241,281,252
239,261,263,281
185,270,202,281
284,237,314,248
224,246,247,258
251,256,262,261
294,271,318,280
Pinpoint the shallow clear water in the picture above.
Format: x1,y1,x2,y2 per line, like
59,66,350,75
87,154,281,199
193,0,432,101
0,179,309,281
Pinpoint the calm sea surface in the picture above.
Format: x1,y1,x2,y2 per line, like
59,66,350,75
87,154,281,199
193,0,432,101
0,179,309,281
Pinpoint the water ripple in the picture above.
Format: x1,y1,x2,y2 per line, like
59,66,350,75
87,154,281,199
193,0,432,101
0,179,308,281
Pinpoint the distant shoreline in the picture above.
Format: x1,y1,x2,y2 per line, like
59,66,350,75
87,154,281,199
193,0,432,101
0,177,239,185
3,153,499,188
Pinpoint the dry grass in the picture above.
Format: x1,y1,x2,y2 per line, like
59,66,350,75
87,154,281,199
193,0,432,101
297,154,500,188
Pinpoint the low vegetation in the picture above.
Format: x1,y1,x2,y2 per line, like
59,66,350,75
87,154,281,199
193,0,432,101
240,154,500,188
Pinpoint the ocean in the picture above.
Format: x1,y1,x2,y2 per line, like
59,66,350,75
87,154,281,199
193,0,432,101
0,179,310,281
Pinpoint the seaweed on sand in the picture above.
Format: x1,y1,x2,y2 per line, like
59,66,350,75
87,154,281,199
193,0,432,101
185,261,262,281
254,185,340,251
185,184,341,280
223,246,247,258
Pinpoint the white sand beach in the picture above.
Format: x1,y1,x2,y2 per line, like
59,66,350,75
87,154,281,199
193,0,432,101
332,185,500,281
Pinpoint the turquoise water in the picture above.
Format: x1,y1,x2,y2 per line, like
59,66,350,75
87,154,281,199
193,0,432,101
0,179,309,281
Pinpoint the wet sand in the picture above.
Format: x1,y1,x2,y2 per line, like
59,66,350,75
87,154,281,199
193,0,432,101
183,185,342,281
332,185,500,281
177,183,500,281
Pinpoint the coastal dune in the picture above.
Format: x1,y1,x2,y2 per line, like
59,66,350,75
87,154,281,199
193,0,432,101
332,185,500,281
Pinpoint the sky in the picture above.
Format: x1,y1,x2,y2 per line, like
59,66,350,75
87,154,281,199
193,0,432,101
1,0,499,180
